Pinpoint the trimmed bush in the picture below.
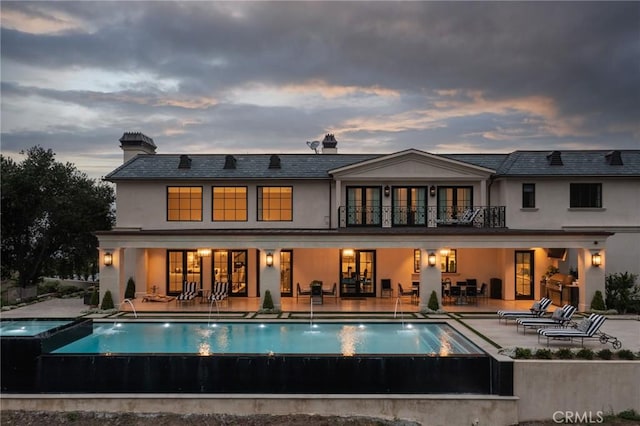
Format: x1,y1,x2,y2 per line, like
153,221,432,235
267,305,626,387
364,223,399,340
534,348,553,359
555,348,574,359
605,272,639,314
618,410,640,421
124,277,136,299
515,348,532,359
590,290,606,311
576,348,594,360
100,290,114,310
262,289,274,310
90,288,99,306
616,349,636,360
597,349,613,360
427,290,439,311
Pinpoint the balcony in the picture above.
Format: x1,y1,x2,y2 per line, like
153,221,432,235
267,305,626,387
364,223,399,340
338,206,506,228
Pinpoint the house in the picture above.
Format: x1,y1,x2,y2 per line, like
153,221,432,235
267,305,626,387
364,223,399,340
97,132,640,311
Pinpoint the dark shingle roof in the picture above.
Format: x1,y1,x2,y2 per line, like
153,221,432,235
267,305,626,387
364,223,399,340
104,150,640,181
495,150,640,176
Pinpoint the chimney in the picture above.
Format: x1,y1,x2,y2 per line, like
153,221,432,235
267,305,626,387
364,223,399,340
119,132,157,163
321,134,338,154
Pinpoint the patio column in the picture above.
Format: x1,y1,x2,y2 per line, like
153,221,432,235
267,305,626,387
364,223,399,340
259,248,281,310
419,248,441,311
99,247,124,306
579,248,606,312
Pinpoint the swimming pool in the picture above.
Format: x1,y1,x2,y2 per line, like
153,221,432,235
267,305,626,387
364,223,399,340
0,320,73,337
53,322,484,355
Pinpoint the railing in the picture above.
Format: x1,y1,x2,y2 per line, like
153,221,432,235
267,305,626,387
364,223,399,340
338,206,506,228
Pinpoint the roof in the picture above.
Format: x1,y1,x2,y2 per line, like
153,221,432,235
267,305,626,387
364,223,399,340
104,149,640,181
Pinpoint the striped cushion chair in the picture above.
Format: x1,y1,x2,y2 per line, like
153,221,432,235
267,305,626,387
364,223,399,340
537,313,608,347
176,281,198,302
207,281,229,304
497,297,552,323
516,304,577,334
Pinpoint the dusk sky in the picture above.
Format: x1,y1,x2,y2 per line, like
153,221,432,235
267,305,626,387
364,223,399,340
1,1,638,179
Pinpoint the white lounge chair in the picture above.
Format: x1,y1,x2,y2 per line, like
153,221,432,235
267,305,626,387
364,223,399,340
497,297,552,323
176,281,198,303
516,304,576,334
537,313,620,348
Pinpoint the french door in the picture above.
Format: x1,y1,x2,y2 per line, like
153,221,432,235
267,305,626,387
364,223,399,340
515,250,534,300
340,249,375,297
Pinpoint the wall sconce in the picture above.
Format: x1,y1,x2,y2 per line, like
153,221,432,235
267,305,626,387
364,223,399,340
266,252,274,267
428,252,437,267
384,185,390,197
429,185,436,197
103,252,113,266
591,252,602,267
197,248,211,257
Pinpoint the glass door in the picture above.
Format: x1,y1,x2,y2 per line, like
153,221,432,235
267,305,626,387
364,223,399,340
340,249,375,297
515,250,534,300
280,250,292,296
213,250,248,297
167,250,201,295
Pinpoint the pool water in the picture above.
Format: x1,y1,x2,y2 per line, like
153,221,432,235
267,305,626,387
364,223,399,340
0,320,72,337
53,322,483,355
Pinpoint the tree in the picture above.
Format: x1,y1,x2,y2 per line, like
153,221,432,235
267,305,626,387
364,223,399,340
1,146,115,288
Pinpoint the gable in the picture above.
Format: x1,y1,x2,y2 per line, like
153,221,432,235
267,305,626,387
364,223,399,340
329,150,494,180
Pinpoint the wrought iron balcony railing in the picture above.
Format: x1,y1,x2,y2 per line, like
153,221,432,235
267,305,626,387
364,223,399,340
338,205,506,228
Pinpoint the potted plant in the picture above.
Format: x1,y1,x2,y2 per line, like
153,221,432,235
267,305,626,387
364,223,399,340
124,277,136,299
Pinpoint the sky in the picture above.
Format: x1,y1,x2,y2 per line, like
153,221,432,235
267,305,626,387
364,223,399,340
1,1,638,180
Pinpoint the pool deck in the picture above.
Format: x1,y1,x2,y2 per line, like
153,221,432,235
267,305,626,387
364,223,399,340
2,296,638,353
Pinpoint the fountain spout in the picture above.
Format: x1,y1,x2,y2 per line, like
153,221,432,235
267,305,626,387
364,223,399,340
310,296,314,329
121,298,138,319
394,296,404,328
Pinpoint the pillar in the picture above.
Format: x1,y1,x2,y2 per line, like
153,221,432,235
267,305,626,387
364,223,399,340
419,248,442,311
259,249,281,310
579,248,605,312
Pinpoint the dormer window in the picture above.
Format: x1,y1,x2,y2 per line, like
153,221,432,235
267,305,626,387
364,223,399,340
223,155,236,169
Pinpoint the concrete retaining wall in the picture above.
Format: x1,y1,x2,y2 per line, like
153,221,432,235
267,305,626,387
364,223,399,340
1,394,518,426
514,360,640,422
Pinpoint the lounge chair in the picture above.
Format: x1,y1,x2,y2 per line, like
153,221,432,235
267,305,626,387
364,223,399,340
296,282,311,300
176,281,198,303
516,304,576,334
204,281,229,306
497,297,551,323
322,282,338,301
397,283,415,303
537,313,620,348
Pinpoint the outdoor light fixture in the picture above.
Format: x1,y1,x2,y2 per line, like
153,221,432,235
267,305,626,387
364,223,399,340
103,252,113,266
266,252,274,267
428,252,437,267
197,248,211,257
384,185,391,197
429,185,436,197
592,252,602,267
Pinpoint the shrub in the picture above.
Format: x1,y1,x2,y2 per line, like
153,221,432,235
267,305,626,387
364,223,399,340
534,348,553,359
576,348,594,360
618,410,640,421
90,288,99,306
590,290,606,311
262,290,274,310
605,272,640,314
427,290,439,311
555,348,574,359
616,349,636,360
597,348,612,360
100,290,115,310
515,347,532,359
58,285,80,296
38,280,59,295
124,277,136,299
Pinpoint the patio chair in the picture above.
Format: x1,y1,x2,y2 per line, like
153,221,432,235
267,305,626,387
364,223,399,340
449,284,462,304
296,282,311,300
477,282,489,303
397,283,414,303
441,279,452,304
537,313,619,348
322,282,338,301
176,281,198,303
204,281,229,306
465,285,478,305
515,304,576,334
497,297,551,323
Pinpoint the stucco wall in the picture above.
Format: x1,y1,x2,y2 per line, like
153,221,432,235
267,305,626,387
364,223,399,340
514,360,640,422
